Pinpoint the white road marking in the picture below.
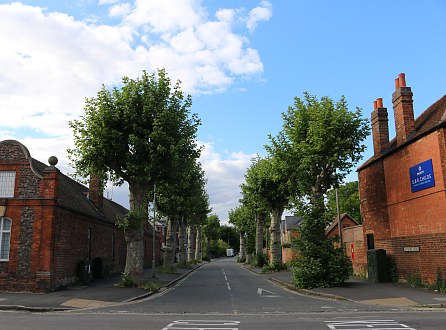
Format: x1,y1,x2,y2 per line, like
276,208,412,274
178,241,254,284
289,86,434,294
227,283,231,291
324,319,416,330
162,319,240,330
257,288,280,298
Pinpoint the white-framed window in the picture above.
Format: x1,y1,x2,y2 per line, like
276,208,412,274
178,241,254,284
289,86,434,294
0,171,16,198
0,217,11,261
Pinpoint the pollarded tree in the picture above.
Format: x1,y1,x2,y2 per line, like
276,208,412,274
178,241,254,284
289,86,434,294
267,92,369,288
155,160,209,267
228,204,255,259
242,156,291,268
240,174,270,260
68,69,201,283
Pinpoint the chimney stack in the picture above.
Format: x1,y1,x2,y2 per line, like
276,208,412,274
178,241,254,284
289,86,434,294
371,97,389,156
392,73,415,146
89,174,103,212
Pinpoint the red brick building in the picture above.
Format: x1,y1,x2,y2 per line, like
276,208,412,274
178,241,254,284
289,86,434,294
358,73,446,283
325,213,359,240
0,140,159,292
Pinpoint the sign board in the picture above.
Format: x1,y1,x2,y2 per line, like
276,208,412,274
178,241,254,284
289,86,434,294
404,246,420,252
409,159,435,193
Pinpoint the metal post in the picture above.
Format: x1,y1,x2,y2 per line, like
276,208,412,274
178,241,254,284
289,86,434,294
335,187,342,248
152,183,156,278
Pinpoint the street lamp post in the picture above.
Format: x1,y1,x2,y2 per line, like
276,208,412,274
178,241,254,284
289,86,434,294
151,184,156,278
335,187,342,247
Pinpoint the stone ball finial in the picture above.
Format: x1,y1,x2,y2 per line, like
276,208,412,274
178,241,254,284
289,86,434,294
48,156,58,166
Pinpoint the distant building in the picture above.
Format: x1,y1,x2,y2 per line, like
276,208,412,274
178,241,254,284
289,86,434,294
358,73,446,283
325,213,359,240
0,140,159,292
280,216,302,263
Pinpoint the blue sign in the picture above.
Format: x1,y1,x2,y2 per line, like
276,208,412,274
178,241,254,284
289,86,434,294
409,159,435,193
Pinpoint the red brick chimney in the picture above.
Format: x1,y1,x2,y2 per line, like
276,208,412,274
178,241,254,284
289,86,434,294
392,73,415,146
371,97,389,156
89,174,103,212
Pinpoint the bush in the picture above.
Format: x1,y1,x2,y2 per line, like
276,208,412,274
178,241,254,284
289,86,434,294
252,253,267,268
292,246,352,288
433,270,446,293
388,259,399,283
237,255,246,263
407,274,423,288
292,200,352,288
262,260,287,273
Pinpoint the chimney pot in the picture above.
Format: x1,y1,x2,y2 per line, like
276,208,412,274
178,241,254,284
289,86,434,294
395,77,400,90
377,98,383,108
398,73,406,87
374,100,377,110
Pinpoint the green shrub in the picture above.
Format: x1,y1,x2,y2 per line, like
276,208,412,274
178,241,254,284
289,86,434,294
237,255,246,263
387,259,399,283
117,273,137,287
407,274,423,288
292,201,352,289
252,253,267,268
262,261,287,273
433,270,446,293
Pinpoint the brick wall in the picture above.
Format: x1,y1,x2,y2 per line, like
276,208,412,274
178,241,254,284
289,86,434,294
359,125,446,284
376,233,446,283
384,132,446,238
52,208,126,289
342,225,366,277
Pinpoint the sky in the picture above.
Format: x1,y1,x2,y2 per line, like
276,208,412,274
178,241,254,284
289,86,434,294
1,1,446,224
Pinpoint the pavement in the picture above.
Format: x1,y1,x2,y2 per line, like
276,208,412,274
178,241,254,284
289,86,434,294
1,260,446,312
247,266,446,309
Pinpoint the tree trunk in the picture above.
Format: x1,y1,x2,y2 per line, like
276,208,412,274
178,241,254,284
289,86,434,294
239,230,246,257
270,207,283,266
124,182,147,284
187,225,196,262
177,217,187,267
164,216,178,268
205,235,211,259
195,226,202,261
255,211,266,256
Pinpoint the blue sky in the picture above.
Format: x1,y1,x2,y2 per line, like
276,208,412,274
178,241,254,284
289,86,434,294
1,1,446,224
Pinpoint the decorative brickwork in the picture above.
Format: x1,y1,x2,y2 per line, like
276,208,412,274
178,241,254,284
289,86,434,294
17,207,33,276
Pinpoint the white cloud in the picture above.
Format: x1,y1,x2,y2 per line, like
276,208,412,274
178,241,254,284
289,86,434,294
246,1,272,33
109,3,131,18
200,143,256,224
99,0,119,5
0,0,271,222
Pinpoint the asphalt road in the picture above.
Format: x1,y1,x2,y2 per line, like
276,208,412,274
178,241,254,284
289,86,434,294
1,258,445,329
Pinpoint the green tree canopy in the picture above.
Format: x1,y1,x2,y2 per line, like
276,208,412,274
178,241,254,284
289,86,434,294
326,181,361,223
68,69,201,282
267,92,369,288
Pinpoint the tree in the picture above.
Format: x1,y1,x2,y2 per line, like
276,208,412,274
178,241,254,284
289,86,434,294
219,225,239,253
202,214,221,259
242,156,291,268
228,205,255,259
68,69,201,283
326,181,361,223
240,168,270,260
155,160,209,267
268,92,369,287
